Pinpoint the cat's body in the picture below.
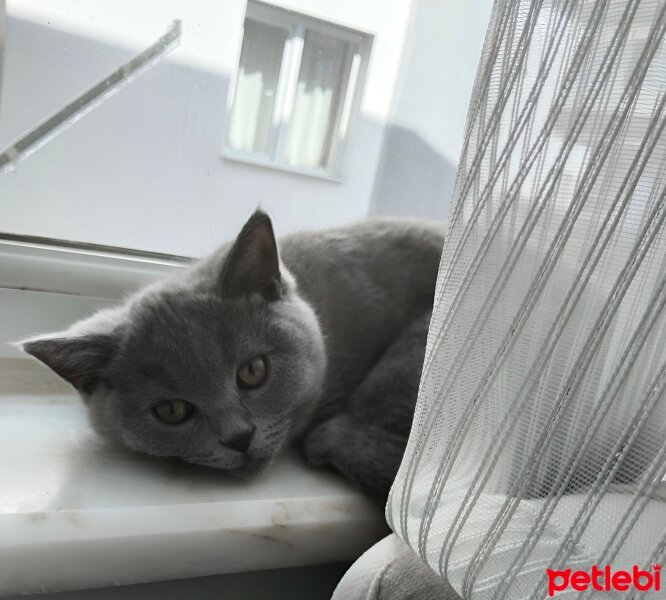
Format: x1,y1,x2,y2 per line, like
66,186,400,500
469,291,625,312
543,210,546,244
279,220,442,419
23,213,444,501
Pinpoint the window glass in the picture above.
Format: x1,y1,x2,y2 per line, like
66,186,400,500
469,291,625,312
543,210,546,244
0,0,491,257
227,19,287,155
225,3,369,177
283,30,354,170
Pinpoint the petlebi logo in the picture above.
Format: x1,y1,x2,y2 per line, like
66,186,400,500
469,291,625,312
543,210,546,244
546,564,661,596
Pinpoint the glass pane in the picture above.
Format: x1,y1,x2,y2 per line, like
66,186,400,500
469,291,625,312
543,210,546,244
227,19,287,155
0,0,487,257
282,30,353,171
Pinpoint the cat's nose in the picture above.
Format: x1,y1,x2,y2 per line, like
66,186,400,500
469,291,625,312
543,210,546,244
225,425,255,453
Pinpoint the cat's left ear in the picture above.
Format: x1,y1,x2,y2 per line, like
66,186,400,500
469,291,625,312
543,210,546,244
21,334,117,393
219,209,282,301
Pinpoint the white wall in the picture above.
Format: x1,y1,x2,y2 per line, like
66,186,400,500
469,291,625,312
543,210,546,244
371,0,492,220
0,0,414,257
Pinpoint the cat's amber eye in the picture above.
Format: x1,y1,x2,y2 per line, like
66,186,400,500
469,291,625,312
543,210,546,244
237,356,267,389
153,400,194,425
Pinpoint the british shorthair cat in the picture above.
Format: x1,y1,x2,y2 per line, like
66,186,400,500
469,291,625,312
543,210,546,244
22,211,444,502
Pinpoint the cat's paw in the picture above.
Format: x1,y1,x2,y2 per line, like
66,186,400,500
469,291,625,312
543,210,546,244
303,416,352,467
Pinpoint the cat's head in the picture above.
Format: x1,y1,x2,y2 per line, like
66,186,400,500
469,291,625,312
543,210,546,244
21,211,326,475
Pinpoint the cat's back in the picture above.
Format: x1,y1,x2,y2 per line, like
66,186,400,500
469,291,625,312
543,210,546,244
160,217,444,310
280,218,446,322
282,215,443,264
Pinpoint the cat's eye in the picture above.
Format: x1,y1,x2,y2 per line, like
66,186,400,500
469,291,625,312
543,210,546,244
237,356,267,389
152,400,194,425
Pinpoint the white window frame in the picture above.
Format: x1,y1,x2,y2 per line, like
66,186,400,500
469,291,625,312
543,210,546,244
222,0,373,182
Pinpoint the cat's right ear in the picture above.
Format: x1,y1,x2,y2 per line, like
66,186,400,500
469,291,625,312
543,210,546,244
21,334,117,393
219,209,282,301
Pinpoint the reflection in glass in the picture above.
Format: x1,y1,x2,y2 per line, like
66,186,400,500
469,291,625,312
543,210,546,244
227,19,287,155
283,31,355,170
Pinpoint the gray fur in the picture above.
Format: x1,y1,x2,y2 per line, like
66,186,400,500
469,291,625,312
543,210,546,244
22,211,444,501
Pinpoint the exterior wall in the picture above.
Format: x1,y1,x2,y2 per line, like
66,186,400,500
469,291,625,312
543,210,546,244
0,0,413,257
371,0,493,220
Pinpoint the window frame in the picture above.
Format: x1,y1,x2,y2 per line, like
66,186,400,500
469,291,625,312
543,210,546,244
222,0,373,182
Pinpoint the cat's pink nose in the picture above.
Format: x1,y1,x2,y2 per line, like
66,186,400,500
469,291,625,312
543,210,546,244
225,425,255,453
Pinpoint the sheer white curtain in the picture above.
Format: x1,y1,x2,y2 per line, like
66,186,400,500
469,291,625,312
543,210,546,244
379,0,666,598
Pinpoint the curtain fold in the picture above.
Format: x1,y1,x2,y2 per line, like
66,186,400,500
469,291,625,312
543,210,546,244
386,0,666,598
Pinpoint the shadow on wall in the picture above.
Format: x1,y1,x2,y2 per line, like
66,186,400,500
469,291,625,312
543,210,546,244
0,17,454,256
0,17,238,255
370,125,457,220
0,17,388,255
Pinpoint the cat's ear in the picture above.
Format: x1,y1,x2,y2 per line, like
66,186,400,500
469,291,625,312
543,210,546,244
219,209,282,301
21,334,117,392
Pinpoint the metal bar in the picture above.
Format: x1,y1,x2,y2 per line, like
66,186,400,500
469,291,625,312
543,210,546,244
0,19,181,174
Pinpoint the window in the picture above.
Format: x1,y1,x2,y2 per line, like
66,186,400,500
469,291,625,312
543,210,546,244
224,1,372,179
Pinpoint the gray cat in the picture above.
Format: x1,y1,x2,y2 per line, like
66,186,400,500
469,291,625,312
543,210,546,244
22,211,444,502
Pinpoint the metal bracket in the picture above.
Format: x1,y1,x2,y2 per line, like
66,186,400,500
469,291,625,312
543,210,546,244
0,19,181,174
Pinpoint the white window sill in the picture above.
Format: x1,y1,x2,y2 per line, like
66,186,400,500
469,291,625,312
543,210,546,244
0,236,188,360
0,362,387,596
0,235,189,300
221,148,344,183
